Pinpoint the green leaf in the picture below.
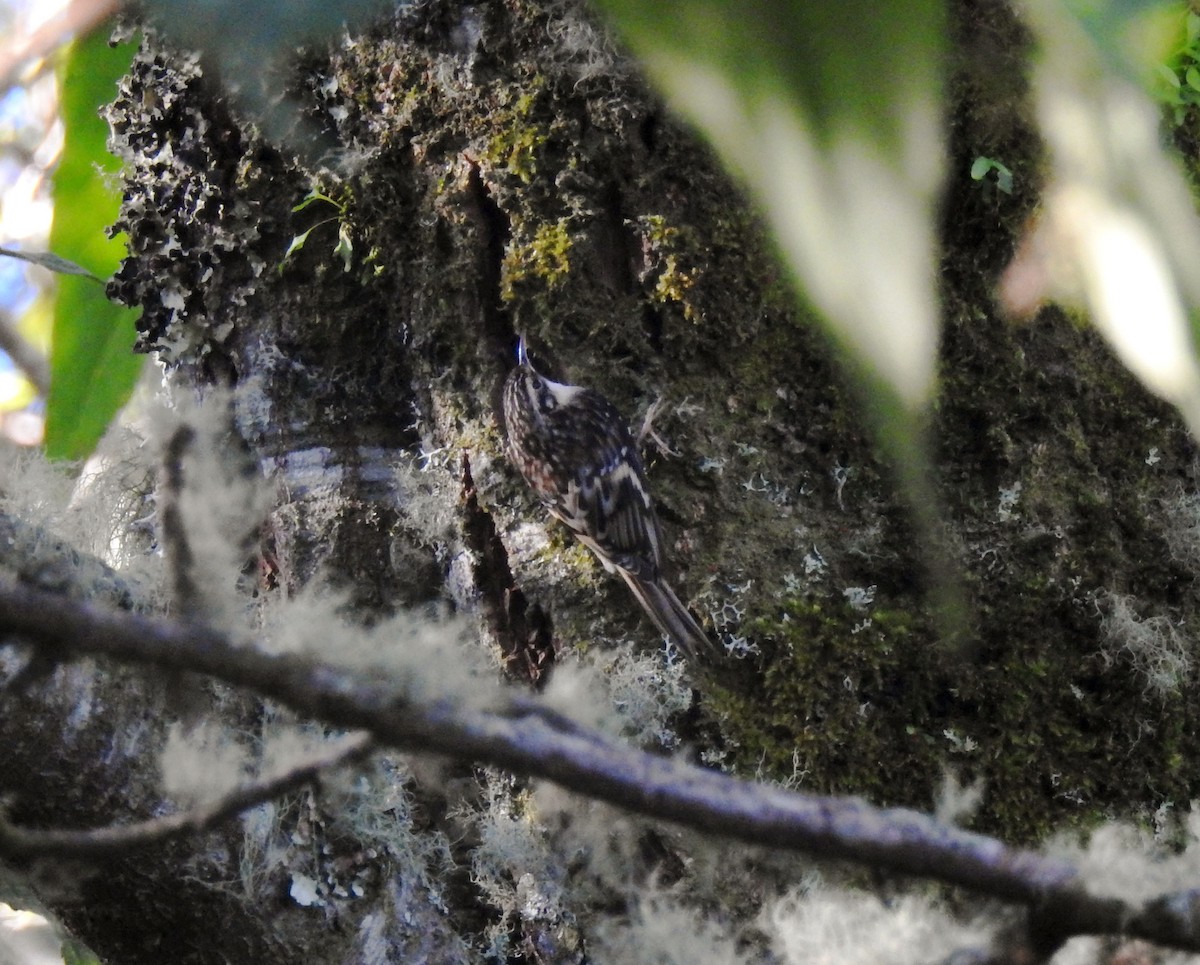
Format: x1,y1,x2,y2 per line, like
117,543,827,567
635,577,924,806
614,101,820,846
292,189,342,213
62,939,104,965
970,156,1013,193
282,225,318,265
335,222,353,272
1156,61,1183,93
45,28,144,461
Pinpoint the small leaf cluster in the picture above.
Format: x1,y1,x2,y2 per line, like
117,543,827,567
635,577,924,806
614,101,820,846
283,189,354,273
969,156,1013,196
1156,9,1200,123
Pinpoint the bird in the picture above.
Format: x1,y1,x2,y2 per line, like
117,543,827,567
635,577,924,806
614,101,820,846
502,335,714,661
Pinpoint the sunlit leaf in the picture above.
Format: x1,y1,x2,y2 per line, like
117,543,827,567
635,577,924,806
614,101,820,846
45,27,144,461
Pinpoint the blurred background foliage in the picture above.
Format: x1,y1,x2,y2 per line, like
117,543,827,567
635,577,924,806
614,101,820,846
0,0,141,456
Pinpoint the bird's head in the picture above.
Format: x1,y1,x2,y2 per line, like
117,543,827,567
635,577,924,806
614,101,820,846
506,335,584,425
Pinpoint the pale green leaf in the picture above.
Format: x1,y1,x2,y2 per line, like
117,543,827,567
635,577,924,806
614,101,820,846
1158,62,1182,87
45,29,144,461
282,226,317,264
335,222,353,272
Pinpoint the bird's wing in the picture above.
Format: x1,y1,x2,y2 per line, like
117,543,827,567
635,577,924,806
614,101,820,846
546,392,665,580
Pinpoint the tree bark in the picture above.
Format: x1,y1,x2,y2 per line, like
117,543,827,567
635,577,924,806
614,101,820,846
3,0,1199,961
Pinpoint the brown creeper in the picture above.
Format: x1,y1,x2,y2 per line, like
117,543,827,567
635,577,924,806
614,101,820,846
503,336,713,661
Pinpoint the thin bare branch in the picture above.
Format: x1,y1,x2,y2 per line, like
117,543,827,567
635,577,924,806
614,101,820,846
0,731,373,863
0,308,49,397
0,579,1197,953
159,425,201,613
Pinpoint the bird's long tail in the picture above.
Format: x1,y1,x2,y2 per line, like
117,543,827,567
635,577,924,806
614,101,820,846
620,572,716,662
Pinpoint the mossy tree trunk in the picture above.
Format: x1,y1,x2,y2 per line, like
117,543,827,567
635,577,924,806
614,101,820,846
3,0,1199,961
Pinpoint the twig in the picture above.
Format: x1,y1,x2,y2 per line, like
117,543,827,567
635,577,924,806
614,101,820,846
0,579,1197,954
159,425,201,613
0,308,49,397
637,396,681,458
0,731,373,864
460,452,555,687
